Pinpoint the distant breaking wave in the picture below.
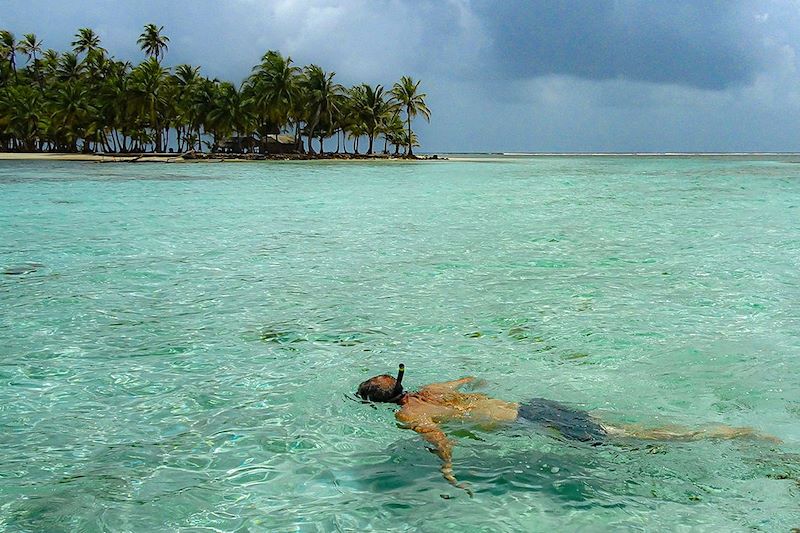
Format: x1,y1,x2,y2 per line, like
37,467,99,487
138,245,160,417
500,152,800,156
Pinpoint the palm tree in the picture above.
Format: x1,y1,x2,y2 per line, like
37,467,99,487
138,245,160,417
398,129,419,154
0,87,15,148
137,24,169,62
353,83,392,155
390,76,430,158
173,64,202,151
17,33,42,65
51,83,94,151
0,85,42,150
384,112,405,155
0,30,17,80
343,85,366,153
84,47,112,78
71,28,104,58
330,103,352,153
300,65,342,154
244,50,300,152
17,33,43,89
206,81,254,152
348,119,366,154
128,57,169,151
190,78,219,150
96,61,132,152
56,52,84,83
41,49,60,76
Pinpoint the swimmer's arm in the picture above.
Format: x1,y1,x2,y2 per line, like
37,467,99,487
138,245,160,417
396,412,473,496
425,377,481,391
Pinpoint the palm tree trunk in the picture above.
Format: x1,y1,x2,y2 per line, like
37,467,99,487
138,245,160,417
260,123,267,154
406,110,413,158
152,104,161,152
32,54,45,93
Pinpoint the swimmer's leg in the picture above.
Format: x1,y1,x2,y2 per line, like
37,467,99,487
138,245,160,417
603,422,781,444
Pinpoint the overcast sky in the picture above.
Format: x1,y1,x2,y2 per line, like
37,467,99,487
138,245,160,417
4,0,800,152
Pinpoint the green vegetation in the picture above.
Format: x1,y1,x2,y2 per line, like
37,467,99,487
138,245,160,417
0,25,430,156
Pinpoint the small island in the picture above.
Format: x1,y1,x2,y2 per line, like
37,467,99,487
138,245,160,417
0,25,433,160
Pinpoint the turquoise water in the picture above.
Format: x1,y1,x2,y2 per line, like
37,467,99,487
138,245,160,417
1,157,799,531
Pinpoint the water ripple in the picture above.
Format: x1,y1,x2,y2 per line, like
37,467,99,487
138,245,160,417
1,158,799,531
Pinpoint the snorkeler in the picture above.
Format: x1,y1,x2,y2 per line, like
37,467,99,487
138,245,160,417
356,364,779,496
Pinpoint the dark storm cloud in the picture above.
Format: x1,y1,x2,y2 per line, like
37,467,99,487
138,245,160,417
473,1,763,90
0,1,778,89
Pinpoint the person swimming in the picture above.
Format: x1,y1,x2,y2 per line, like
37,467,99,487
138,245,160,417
357,364,780,496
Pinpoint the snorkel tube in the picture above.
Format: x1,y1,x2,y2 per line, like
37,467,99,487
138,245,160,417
388,363,405,402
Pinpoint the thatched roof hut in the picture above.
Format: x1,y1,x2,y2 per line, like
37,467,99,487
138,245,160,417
220,134,302,154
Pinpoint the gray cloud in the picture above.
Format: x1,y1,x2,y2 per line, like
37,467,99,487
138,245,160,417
472,1,771,90
3,0,800,151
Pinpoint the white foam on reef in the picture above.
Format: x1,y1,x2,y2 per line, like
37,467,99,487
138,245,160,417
500,152,800,157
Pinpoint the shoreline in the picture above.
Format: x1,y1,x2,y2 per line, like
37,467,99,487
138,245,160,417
0,152,446,163
2,152,797,164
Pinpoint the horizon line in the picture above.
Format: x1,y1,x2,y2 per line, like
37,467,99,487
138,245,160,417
429,151,800,156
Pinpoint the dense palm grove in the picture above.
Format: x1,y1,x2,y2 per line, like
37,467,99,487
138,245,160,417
0,25,430,156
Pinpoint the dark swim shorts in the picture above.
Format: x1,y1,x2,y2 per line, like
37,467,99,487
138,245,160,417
518,398,607,445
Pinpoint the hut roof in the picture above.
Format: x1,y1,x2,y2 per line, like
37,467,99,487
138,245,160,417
263,134,296,145
221,135,295,145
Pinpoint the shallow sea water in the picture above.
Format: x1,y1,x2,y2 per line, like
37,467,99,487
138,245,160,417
1,156,799,532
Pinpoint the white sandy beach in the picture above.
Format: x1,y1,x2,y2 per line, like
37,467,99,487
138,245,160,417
0,153,184,162
0,153,444,163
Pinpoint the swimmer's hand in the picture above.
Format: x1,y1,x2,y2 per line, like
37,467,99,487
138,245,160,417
443,462,473,497
427,377,480,391
427,446,473,497
402,412,474,497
